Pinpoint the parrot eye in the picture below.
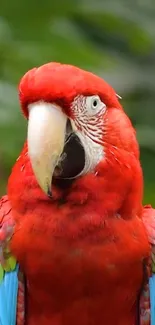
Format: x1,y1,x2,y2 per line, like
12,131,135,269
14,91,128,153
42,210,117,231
86,95,106,116
92,98,98,108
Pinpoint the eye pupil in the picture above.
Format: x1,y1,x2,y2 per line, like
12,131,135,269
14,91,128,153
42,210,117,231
93,99,98,107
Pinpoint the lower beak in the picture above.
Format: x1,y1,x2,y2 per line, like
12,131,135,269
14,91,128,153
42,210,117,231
27,102,67,196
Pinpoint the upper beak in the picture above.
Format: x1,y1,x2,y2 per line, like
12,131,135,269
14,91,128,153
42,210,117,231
27,102,67,196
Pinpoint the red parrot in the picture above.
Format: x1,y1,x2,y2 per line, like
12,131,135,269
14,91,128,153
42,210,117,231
0,62,155,325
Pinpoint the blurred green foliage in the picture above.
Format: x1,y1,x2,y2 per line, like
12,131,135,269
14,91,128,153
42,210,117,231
0,0,155,204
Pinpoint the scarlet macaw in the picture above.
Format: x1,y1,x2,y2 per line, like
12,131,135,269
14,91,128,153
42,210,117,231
0,62,155,325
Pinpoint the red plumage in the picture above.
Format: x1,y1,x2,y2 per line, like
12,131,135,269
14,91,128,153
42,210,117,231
6,63,151,325
19,62,122,117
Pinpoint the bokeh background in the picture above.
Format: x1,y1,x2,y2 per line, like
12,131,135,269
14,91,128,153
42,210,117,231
0,0,155,204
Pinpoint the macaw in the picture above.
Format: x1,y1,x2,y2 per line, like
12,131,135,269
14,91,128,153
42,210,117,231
0,62,155,325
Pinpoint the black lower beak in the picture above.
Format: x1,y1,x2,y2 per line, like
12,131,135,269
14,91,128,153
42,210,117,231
53,120,85,180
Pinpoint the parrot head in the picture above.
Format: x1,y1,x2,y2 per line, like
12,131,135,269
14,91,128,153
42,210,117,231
10,62,143,218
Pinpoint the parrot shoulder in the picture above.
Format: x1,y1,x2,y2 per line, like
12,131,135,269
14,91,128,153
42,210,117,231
140,205,155,325
0,196,24,325
0,195,16,282
142,205,155,274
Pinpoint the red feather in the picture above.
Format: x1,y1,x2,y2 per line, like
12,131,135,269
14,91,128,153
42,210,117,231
19,63,122,118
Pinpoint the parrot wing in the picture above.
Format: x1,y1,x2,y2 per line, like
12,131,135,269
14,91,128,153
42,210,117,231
139,205,155,325
0,195,16,279
0,195,25,325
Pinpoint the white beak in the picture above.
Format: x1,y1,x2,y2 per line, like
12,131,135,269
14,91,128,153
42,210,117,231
27,101,67,196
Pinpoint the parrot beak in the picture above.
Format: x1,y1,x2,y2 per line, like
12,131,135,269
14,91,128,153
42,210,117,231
27,102,67,197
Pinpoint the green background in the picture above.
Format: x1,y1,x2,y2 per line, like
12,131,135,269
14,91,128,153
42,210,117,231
0,0,155,204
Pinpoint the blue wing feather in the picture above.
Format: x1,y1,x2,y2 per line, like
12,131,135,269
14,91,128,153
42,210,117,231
150,274,155,325
0,265,19,325
142,205,155,325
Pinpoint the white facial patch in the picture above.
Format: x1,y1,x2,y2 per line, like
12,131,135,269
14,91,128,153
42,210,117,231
70,95,106,176
75,129,104,175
